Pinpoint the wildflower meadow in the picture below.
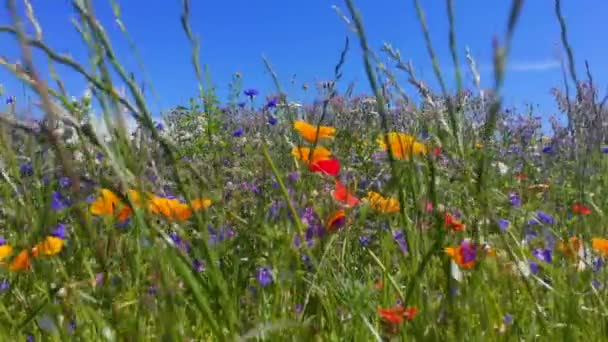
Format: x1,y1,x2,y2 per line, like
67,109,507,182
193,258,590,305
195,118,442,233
1,0,607,340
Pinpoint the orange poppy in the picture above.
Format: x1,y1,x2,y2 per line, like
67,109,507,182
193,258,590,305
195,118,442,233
557,236,581,258
293,120,336,143
9,249,31,271
366,191,400,214
377,132,426,160
332,181,360,207
90,188,132,223
291,146,332,164
32,236,65,257
592,238,608,255
0,244,13,262
148,196,212,222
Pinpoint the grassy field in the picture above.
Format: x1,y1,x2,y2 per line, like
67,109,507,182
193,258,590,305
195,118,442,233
1,0,607,340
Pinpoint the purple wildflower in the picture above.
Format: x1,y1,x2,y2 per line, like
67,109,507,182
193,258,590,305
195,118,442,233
266,97,279,108
95,273,104,287
359,235,371,247
509,193,520,207
193,259,205,272
536,211,555,225
601,147,608,154
592,280,603,290
295,303,303,314
0,279,9,292
51,224,68,240
268,117,278,125
154,122,164,131
256,267,273,287
96,152,103,162
6,96,15,104
503,314,514,325
542,146,554,154
238,102,246,108
51,192,71,211
498,219,510,232
529,260,540,274
20,162,33,176
0,237,6,246
533,248,552,263
592,257,603,272
244,89,259,98
59,176,71,188
232,128,244,137
392,230,408,254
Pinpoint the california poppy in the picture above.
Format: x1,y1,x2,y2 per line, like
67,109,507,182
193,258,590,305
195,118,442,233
90,188,132,223
148,196,212,222
366,191,400,214
377,133,426,160
326,211,346,232
9,249,31,271
291,146,332,164
572,203,591,215
32,236,65,257
309,158,340,176
592,238,608,255
444,213,465,232
293,120,336,143
0,244,13,267
332,181,360,207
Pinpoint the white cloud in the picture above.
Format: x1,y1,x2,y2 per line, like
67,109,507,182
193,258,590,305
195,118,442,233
507,60,561,72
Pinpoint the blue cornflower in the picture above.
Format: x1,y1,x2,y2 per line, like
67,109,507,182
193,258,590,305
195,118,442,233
256,267,273,287
266,97,279,108
536,211,555,225
529,260,540,274
295,303,303,314
498,219,510,232
601,147,608,154
237,102,246,108
503,314,514,325
533,248,552,263
268,117,278,125
0,237,6,246
232,128,244,137
542,146,554,154
593,257,603,272
6,96,14,104
96,152,104,162
20,162,33,176
193,259,205,272
59,176,71,188
51,224,68,239
0,279,9,292
154,122,164,131
244,89,259,98
359,235,371,247
392,230,408,254
509,193,520,207
51,192,71,211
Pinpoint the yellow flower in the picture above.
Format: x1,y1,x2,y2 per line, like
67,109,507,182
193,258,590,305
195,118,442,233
32,236,65,257
90,189,122,216
592,238,608,255
0,244,13,261
366,191,400,214
192,198,212,210
148,196,212,222
377,133,427,159
475,143,484,149
293,120,336,143
9,249,31,272
291,146,332,164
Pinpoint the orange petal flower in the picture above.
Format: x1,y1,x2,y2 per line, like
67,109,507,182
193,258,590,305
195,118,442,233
192,198,212,210
558,236,581,258
333,181,360,208
90,188,132,223
0,244,13,261
293,120,336,143
326,211,346,232
592,238,608,255
9,249,31,271
32,236,65,257
291,146,332,164
377,132,427,160
366,191,400,214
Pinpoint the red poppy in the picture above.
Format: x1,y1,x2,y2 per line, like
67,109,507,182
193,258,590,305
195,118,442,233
444,213,465,232
515,172,528,181
432,147,442,156
572,203,591,215
309,158,340,176
377,305,418,324
333,181,360,207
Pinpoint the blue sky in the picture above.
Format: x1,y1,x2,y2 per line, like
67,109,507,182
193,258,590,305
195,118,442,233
1,0,606,122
